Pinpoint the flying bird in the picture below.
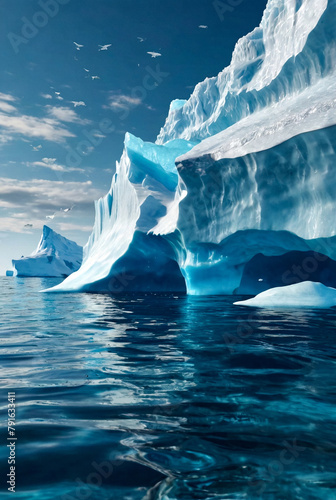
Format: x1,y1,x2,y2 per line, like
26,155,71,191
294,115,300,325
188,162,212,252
99,44,112,51
61,205,75,213
147,52,162,58
91,76,100,80
24,224,33,228
73,42,84,50
71,101,86,107
46,213,56,220
199,25,208,29
31,145,42,151
84,68,90,72
137,37,145,42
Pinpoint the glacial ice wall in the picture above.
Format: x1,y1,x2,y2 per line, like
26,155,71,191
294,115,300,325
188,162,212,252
46,0,336,295
48,134,194,292
13,226,83,278
157,0,334,143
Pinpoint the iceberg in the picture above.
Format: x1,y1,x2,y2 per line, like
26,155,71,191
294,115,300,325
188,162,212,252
12,226,83,278
45,0,336,294
234,282,336,309
45,135,194,292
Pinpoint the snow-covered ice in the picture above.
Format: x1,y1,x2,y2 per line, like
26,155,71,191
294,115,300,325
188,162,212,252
12,226,82,278
234,282,336,309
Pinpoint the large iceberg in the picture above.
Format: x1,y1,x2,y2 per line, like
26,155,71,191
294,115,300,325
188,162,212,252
46,0,336,294
234,282,336,309
12,226,83,278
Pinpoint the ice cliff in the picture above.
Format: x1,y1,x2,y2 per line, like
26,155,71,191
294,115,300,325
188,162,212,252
12,226,83,278
46,0,336,295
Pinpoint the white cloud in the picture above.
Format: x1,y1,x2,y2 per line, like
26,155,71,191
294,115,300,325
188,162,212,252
31,157,65,172
0,112,75,142
46,105,90,124
0,93,16,102
29,157,84,173
105,93,143,111
0,101,16,113
0,177,105,233
0,92,76,143
57,222,94,232
41,93,53,99
0,134,13,145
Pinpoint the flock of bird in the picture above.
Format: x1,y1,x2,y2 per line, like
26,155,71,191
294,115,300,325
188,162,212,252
25,26,208,230
72,25,208,78
46,206,75,221
73,39,165,63
24,207,75,229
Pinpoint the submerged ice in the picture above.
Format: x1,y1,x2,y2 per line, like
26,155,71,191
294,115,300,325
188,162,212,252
45,0,336,295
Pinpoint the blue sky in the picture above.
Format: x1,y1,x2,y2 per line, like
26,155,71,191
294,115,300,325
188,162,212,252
0,0,267,274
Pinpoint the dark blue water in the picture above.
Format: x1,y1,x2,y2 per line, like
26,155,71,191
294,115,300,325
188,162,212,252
1,277,336,499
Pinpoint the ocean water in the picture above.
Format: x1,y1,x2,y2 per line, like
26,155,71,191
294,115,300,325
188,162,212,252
1,277,336,500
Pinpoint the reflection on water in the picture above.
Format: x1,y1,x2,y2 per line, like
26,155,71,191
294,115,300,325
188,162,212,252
0,277,336,499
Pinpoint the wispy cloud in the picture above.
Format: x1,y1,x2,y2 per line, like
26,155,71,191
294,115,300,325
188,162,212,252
0,101,17,113
0,92,76,143
57,222,94,232
41,93,53,99
105,93,143,111
0,93,17,114
0,177,105,233
32,157,65,172
0,112,75,142
0,93,16,102
46,105,90,124
34,158,78,172
28,157,84,173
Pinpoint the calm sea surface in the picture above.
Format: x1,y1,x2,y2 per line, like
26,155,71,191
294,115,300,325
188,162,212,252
1,277,336,499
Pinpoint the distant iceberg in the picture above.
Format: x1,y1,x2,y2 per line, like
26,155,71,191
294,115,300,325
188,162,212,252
234,282,336,309
12,226,82,278
45,0,336,294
